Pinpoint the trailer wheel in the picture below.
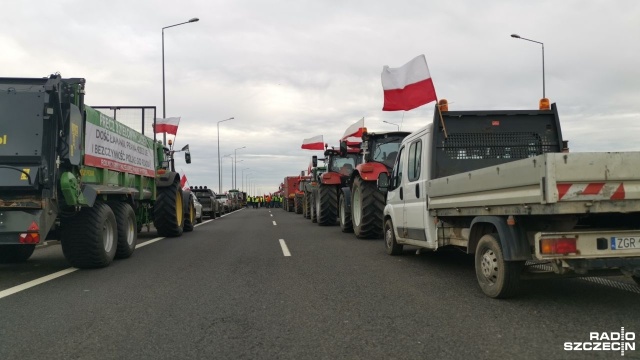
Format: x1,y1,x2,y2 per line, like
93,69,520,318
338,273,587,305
61,202,117,268
310,193,317,223
0,245,36,263
108,202,137,259
154,180,184,237
339,193,353,233
475,233,523,298
295,196,303,214
352,176,385,239
317,184,337,226
183,197,196,232
384,219,403,255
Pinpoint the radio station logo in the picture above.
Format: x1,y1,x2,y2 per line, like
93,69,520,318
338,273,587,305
564,328,636,356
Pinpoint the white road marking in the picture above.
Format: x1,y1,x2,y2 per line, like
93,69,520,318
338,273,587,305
136,236,165,248
279,239,291,257
272,221,277,226
270,214,273,217
0,268,78,299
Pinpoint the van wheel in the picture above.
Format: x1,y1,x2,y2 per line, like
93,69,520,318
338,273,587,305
108,202,137,259
475,233,523,298
352,176,385,239
339,194,353,233
384,219,403,255
0,245,36,263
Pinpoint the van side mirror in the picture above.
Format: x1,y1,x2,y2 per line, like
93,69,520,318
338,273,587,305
312,155,318,167
185,151,192,164
339,141,347,157
377,173,389,192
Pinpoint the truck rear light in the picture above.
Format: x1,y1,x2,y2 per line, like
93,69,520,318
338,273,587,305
361,164,374,173
19,221,40,244
540,237,577,255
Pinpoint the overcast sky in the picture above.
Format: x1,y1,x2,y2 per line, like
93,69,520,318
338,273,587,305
2,1,639,195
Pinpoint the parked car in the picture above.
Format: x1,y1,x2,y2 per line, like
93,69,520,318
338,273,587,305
192,195,203,223
216,194,229,214
190,186,219,219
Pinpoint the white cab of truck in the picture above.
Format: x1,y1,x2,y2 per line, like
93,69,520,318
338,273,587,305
378,101,640,298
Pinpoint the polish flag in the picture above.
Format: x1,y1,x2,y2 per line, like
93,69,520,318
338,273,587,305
180,174,188,190
381,55,437,111
342,118,365,140
153,117,181,135
301,135,324,150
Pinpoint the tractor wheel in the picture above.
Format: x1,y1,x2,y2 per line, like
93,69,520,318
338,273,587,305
183,197,196,232
154,180,184,237
339,193,353,233
310,192,317,223
295,196,303,214
61,202,117,268
317,184,338,226
0,245,36,263
475,233,524,298
108,202,137,259
302,194,308,218
352,176,385,238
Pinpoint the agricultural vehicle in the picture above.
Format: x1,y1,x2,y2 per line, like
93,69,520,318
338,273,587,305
310,147,361,226
302,163,326,221
282,176,302,212
339,130,410,238
0,74,195,268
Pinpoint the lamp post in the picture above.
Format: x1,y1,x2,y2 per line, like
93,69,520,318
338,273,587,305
162,17,199,145
234,160,244,189
234,146,246,189
382,120,400,131
511,33,545,99
241,168,251,191
217,117,234,193
223,154,233,191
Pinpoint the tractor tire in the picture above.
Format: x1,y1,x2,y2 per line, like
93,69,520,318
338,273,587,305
0,245,36,263
475,233,524,298
154,180,184,237
295,196,303,214
384,218,403,255
316,184,338,226
339,193,353,233
108,202,137,259
310,193,317,223
352,176,385,239
303,193,311,219
61,202,117,269
183,197,196,232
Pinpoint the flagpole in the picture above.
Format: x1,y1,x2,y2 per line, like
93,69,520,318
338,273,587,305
436,98,448,139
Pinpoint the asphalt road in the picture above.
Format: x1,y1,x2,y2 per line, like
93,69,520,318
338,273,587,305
1,207,639,360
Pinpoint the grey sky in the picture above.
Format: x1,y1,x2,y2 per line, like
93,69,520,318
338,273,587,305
2,0,639,195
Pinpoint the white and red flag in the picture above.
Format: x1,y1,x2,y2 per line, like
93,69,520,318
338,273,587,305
180,174,188,190
153,117,181,135
301,135,324,150
341,118,365,140
381,55,437,111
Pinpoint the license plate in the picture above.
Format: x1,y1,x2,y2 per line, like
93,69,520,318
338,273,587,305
611,237,640,250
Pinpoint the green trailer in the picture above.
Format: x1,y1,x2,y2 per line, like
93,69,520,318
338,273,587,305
0,74,197,268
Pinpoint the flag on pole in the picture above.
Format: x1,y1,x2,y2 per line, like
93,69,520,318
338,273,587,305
301,135,325,150
381,55,437,111
153,117,181,135
180,174,188,190
341,118,365,140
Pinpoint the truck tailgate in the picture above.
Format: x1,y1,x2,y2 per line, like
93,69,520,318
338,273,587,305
427,152,640,210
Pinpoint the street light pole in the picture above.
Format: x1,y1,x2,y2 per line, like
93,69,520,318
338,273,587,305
217,117,234,193
234,146,246,189
162,17,199,145
241,168,250,191
382,120,400,131
234,160,244,189
511,33,545,99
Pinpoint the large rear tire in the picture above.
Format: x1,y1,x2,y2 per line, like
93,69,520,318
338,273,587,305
352,176,385,239
61,202,117,269
475,233,523,298
183,197,196,232
384,219,403,255
0,245,36,263
154,180,184,237
317,184,338,226
339,193,353,233
310,192,317,223
108,202,137,259
295,196,303,214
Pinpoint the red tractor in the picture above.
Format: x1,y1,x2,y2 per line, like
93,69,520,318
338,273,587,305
339,130,410,238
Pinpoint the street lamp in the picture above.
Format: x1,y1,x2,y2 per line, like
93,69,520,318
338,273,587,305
511,33,546,100
382,120,400,131
234,146,246,188
223,154,233,191
234,160,244,189
217,117,234,193
162,17,199,145
241,168,250,191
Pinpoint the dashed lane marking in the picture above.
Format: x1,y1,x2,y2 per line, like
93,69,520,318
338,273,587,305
279,239,291,257
273,221,277,226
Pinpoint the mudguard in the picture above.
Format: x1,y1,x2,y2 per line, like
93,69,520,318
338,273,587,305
320,171,342,185
468,216,531,261
354,162,388,182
